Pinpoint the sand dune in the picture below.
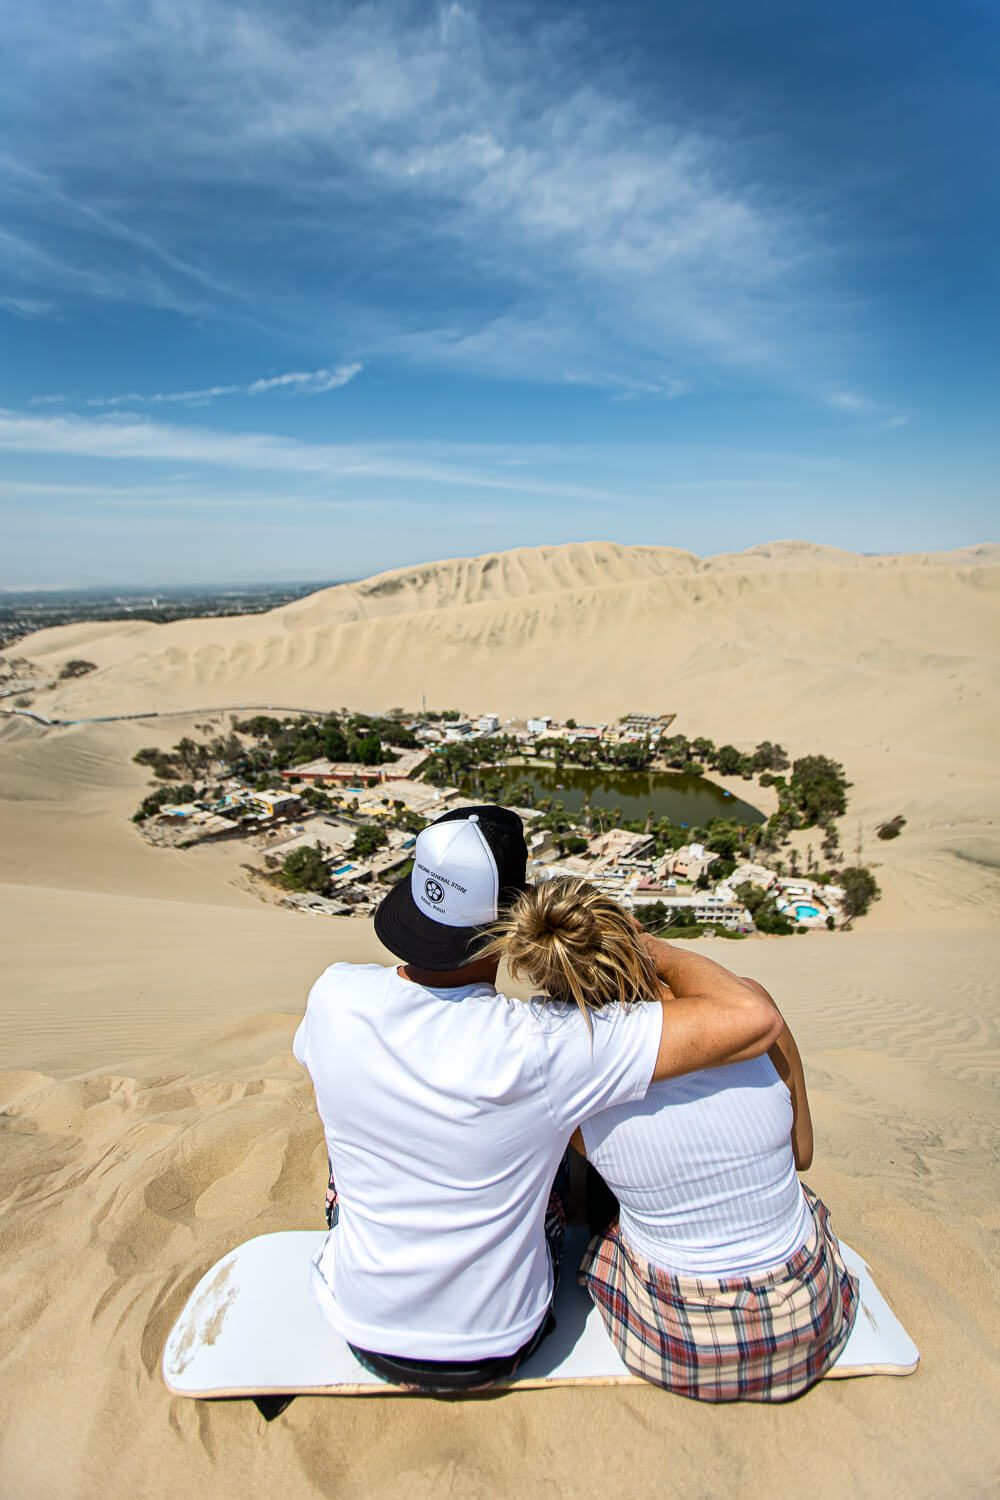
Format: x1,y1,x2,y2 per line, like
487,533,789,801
14,539,1000,931
18,544,1000,724
2,540,999,1499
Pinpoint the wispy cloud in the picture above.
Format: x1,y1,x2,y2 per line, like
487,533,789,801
563,371,690,401
74,364,362,409
0,293,52,318
0,1,854,393
0,477,375,514
247,366,361,396
828,390,869,412
828,389,911,430
0,408,630,506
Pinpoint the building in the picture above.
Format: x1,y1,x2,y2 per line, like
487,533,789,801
352,778,458,819
527,828,556,860
280,891,353,917
443,721,474,741
262,818,355,857
534,858,595,884
664,842,718,883
771,878,844,928
386,747,431,779
527,716,551,736
279,745,426,788
477,713,500,734
280,759,386,788
634,869,679,896
729,861,777,892
566,724,604,743
632,892,751,932
588,868,634,896
242,788,303,820
585,828,655,867
327,858,374,890
616,713,674,741
157,802,202,822
155,807,242,843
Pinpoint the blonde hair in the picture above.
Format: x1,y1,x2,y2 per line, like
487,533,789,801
483,876,659,1024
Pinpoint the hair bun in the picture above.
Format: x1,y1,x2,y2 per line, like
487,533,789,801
482,876,658,1022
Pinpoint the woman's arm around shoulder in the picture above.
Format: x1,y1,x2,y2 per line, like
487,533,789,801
642,937,783,1082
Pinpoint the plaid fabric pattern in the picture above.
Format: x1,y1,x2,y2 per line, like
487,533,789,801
579,1187,859,1402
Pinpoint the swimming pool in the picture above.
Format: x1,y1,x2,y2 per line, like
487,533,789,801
332,863,355,875
795,903,821,920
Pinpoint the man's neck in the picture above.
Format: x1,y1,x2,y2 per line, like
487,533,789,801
397,958,500,990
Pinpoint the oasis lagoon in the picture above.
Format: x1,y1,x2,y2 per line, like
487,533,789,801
462,764,764,828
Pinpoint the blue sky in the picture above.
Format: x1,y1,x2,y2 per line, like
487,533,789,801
1,0,997,586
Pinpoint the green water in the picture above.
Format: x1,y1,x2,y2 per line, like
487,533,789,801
464,764,764,827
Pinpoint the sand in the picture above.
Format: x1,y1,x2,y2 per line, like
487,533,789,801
1,540,998,1499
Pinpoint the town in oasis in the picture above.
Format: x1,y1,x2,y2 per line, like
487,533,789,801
129,706,895,938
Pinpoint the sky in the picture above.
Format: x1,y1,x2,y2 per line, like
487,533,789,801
1,0,997,587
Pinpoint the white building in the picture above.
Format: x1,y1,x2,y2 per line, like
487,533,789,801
444,721,474,741
477,713,500,734
527,716,551,736
632,892,751,932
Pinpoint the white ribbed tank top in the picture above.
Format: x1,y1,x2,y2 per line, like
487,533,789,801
581,1055,810,1275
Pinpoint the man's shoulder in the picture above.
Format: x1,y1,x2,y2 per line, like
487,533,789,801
524,997,634,1036
308,961,391,1002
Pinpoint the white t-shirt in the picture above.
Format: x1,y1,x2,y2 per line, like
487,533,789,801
581,1056,810,1276
293,963,662,1359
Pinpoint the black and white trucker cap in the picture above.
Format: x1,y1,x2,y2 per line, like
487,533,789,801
374,805,528,970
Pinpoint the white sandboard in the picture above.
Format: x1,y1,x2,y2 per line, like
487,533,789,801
162,1228,919,1399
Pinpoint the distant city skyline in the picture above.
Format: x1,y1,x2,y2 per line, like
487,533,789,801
2,0,997,586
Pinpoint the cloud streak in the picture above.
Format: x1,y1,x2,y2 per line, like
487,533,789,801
828,389,911,430
72,364,362,409
0,408,631,506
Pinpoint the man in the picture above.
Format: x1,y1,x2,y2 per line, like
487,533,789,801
293,805,780,1391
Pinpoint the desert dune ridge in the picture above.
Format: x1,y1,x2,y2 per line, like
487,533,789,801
8,537,999,936
1,538,999,1499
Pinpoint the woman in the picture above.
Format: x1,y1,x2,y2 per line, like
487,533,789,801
490,876,858,1402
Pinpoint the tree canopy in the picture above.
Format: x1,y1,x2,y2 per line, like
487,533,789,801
350,824,390,859
276,844,331,894
838,866,880,918
788,755,850,826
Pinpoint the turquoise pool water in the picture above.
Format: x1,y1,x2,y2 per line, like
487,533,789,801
795,903,821,919
332,863,354,875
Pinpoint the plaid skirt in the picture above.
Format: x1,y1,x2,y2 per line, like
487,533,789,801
579,1187,859,1402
